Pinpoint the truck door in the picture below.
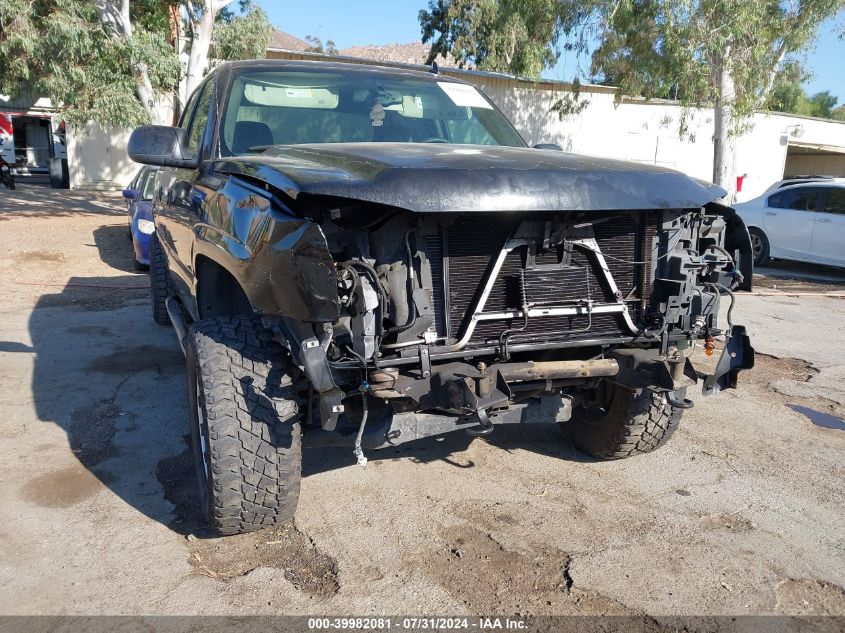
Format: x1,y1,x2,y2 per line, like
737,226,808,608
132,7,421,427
157,80,215,306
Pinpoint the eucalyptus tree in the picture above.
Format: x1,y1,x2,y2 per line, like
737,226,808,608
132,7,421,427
421,0,844,200
0,0,272,127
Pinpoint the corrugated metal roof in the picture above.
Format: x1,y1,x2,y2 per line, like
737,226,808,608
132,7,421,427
0,85,56,113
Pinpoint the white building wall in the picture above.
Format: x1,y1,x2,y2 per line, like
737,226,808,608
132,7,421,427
734,112,845,199
67,122,139,190
467,74,845,203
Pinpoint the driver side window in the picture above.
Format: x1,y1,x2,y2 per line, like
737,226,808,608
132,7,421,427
187,81,213,153
179,89,201,130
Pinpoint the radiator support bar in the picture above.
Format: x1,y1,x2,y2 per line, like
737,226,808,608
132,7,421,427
446,235,644,351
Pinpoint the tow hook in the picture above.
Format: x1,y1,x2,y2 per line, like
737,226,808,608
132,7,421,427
466,408,495,436
666,391,694,409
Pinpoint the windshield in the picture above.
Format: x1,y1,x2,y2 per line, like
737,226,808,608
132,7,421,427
220,70,525,154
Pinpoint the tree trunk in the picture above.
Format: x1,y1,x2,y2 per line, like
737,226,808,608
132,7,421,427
712,50,737,203
94,0,170,125
180,0,235,107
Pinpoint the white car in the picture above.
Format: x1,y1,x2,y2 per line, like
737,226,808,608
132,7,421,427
758,175,845,197
733,182,845,268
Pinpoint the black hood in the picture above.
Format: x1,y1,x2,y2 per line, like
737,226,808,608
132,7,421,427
214,143,726,212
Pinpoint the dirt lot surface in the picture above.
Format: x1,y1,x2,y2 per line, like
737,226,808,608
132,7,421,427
1,185,844,622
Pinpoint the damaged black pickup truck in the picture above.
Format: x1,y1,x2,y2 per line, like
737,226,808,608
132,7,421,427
129,59,754,535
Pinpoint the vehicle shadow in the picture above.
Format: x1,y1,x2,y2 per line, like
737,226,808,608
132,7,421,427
26,274,186,534
26,291,588,538
91,224,138,273
301,422,591,477
156,420,590,537
755,259,845,287
0,183,126,218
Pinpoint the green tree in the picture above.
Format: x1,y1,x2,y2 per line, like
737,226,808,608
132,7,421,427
0,0,270,128
420,0,560,76
420,0,844,201
765,66,843,119
0,0,178,127
831,105,845,120
305,35,339,55
214,4,273,62
765,61,812,115
807,89,838,117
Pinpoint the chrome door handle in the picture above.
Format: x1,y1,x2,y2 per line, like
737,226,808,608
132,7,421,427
817,218,832,223
763,211,776,216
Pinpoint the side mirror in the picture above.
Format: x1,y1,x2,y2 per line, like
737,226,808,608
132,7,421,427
128,125,197,168
122,188,138,200
533,143,563,151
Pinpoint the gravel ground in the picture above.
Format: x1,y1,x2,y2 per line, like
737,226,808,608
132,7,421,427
0,185,843,623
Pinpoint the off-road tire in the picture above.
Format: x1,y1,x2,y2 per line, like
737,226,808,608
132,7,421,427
186,316,302,535
749,227,770,267
149,232,175,325
565,384,686,459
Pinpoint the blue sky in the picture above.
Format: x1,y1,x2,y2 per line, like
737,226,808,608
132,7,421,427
261,1,845,103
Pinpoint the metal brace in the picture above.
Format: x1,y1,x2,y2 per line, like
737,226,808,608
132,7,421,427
418,345,431,378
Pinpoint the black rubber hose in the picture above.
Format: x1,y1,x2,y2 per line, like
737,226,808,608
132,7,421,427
339,262,359,305
386,229,418,335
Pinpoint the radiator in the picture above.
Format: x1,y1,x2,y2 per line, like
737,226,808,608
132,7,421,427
425,213,657,348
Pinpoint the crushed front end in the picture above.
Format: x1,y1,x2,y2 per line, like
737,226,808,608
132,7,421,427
277,203,754,449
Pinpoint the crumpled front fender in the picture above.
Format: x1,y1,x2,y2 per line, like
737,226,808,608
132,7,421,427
243,220,339,322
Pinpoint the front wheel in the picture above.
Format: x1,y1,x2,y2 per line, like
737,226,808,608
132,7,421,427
186,316,302,535
565,383,686,459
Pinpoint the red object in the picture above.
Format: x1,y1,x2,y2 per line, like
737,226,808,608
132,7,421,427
0,113,12,143
736,174,746,193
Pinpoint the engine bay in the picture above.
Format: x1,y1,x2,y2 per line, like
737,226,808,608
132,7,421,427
320,205,743,364
270,202,754,445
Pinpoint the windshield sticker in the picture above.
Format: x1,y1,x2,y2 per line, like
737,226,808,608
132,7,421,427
284,87,312,98
437,82,493,109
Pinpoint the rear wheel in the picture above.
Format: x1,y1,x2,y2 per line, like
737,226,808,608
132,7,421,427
565,383,686,459
748,227,770,267
186,316,302,535
149,232,175,325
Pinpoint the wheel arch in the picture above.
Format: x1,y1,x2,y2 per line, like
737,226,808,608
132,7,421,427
194,253,254,319
193,214,339,322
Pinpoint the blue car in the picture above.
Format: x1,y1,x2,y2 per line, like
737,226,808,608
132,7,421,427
122,166,158,270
